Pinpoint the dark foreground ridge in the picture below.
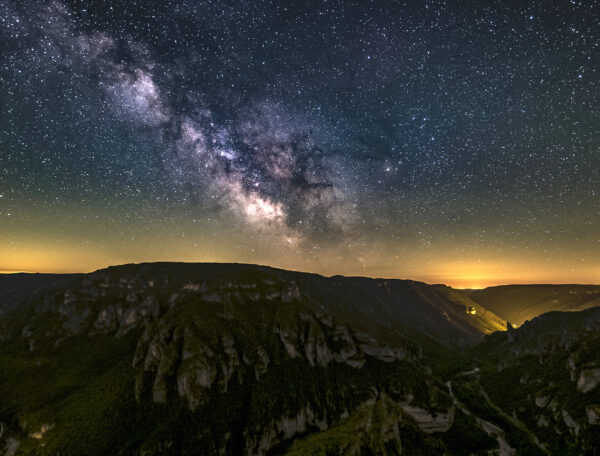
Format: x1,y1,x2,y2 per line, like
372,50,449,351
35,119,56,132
0,262,598,455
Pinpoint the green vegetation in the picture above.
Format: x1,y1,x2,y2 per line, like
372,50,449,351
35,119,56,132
0,332,140,455
0,265,598,455
451,376,545,455
440,409,497,455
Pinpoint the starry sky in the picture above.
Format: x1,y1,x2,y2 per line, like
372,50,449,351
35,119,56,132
0,0,599,287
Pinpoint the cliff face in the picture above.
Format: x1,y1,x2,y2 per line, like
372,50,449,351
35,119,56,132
6,263,506,348
3,263,597,455
472,306,600,454
0,263,501,455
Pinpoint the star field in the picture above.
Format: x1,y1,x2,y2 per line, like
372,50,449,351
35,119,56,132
0,0,599,287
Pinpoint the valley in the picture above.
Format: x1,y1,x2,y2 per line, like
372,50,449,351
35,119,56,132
0,263,598,455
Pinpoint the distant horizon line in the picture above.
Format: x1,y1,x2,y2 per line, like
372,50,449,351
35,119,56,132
1,261,599,290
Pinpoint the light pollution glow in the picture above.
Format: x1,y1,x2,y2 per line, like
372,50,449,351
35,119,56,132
2,239,598,290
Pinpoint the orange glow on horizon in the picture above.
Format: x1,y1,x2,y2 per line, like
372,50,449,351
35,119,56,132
410,259,600,289
1,242,599,288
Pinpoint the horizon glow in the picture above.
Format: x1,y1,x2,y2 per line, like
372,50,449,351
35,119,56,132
1,1,598,287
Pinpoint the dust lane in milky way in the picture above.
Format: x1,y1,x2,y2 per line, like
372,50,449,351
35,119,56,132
0,0,598,287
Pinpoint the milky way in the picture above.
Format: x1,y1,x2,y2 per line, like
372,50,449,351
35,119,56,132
0,0,599,286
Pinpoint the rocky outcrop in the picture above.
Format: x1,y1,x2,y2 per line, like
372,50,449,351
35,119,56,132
0,263,509,455
536,415,550,428
6,263,510,364
242,382,455,454
3,438,19,456
245,403,328,456
399,402,455,433
535,396,549,408
561,409,580,436
586,405,600,425
133,305,419,410
475,304,600,454
576,368,600,393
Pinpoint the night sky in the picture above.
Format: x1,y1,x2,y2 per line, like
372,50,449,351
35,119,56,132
1,0,598,287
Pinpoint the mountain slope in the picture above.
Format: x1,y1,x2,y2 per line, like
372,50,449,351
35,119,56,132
1,263,598,455
1,263,506,348
467,284,600,327
0,262,507,455
465,306,600,454
0,273,80,314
